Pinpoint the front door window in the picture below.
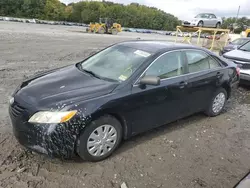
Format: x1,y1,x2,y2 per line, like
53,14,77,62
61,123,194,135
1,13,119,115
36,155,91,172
145,51,184,79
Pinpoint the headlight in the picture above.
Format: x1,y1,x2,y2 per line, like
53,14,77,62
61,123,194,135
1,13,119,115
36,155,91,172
28,110,77,124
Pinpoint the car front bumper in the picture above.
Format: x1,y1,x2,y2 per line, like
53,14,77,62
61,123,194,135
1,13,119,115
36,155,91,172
182,21,198,27
9,102,82,159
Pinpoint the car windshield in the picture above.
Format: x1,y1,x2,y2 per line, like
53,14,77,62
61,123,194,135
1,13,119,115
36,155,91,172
80,45,151,82
238,41,250,52
232,38,248,45
195,14,208,18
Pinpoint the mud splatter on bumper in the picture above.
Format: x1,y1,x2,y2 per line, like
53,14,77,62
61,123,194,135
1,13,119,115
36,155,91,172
9,105,86,159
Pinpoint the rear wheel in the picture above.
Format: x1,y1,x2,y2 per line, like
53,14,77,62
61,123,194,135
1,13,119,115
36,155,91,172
216,22,221,28
205,88,227,117
77,115,122,162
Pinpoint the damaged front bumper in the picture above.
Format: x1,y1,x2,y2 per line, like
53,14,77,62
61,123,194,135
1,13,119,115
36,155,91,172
9,102,82,159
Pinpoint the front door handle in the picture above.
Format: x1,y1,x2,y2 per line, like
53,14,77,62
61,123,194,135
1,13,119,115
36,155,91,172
179,81,188,89
216,72,223,79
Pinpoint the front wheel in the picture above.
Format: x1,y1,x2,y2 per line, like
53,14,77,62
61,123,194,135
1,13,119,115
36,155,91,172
111,28,118,35
77,115,122,162
197,21,204,27
205,88,227,117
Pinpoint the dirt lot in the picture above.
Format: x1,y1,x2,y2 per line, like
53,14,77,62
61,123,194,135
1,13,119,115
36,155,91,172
0,22,250,188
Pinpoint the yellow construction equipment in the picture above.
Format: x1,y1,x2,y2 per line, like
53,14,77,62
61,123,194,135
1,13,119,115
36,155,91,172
245,28,250,37
86,18,122,35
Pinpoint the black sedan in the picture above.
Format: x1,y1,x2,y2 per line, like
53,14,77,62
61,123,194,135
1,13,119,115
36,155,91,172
9,41,240,162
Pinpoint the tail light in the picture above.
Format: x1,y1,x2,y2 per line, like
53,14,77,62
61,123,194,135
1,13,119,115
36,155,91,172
236,66,240,76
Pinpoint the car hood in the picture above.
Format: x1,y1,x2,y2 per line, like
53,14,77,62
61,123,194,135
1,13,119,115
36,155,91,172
14,65,118,109
223,50,250,62
223,44,237,50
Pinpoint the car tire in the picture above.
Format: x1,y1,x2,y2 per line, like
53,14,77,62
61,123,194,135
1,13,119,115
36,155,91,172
77,115,122,162
98,27,105,34
197,21,204,27
205,88,227,117
216,22,221,28
111,28,118,35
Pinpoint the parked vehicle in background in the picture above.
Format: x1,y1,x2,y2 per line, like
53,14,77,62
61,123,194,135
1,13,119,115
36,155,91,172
200,33,208,38
183,32,191,37
206,34,221,40
165,31,172,35
220,38,250,55
9,41,239,162
191,32,198,37
122,28,132,32
177,33,183,37
223,40,250,83
26,19,36,24
182,13,222,28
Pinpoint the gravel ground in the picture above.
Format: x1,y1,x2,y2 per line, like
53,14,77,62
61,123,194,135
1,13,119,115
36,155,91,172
0,22,250,188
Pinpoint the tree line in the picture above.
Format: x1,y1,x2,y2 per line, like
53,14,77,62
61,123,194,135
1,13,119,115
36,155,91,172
221,17,250,33
0,0,249,32
0,0,181,30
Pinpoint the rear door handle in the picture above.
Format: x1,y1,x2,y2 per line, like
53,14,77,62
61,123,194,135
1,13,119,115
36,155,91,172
179,81,188,89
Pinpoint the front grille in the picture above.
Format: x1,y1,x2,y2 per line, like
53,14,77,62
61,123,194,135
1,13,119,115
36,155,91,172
10,102,26,117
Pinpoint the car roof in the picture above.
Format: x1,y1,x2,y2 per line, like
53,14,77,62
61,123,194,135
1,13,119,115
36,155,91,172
197,13,214,15
119,40,198,53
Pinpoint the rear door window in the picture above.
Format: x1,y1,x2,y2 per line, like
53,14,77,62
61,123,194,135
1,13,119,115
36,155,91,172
185,50,221,73
210,14,216,18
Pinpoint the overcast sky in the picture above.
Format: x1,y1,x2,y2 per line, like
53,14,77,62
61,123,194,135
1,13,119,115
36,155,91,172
60,0,250,20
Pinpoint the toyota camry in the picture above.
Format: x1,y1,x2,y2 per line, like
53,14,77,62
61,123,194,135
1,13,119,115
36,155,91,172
9,41,239,162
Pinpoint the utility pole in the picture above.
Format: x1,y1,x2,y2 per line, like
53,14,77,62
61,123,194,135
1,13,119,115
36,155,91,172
236,6,240,20
232,6,240,33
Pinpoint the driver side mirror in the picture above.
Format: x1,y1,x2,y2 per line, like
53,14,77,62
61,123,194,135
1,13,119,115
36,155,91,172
139,75,160,86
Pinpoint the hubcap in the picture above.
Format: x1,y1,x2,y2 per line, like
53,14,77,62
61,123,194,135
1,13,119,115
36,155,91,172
87,125,117,157
212,92,226,113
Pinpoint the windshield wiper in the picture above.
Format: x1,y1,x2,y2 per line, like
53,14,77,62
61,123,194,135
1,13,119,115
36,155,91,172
82,69,101,79
76,64,119,82
239,48,250,52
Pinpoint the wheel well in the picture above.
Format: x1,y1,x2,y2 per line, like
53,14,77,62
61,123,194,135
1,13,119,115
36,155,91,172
197,20,203,26
221,83,231,99
108,113,128,140
90,112,128,140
